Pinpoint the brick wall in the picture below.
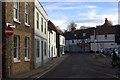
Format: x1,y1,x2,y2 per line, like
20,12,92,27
2,2,34,77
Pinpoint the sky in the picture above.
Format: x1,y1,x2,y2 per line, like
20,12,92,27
41,2,118,31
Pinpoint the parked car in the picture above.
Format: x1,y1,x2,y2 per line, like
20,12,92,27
104,48,110,55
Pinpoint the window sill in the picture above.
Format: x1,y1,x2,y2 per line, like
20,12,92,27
14,18,21,24
25,23,30,27
14,59,21,63
24,58,30,62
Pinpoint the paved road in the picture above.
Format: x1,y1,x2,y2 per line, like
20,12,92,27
41,53,119,78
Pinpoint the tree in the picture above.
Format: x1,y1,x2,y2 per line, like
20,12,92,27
67,21,77,31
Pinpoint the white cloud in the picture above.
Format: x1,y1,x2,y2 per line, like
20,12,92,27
85,6,97,8
40,0,119,2
79,14,88,16
43,2,118,30
43,2,97,11
51,20,68,30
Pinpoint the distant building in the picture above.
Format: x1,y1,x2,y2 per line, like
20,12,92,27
48,21,65,57
48,21,57,59
64,27,95,53
64,18,120,53
90,18,120,52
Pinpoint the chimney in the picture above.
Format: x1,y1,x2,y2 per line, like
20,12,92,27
105,18,108,23
65,30,67,33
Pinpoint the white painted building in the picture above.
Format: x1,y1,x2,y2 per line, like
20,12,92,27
90,18,120,52
90,34,117,51
34,0,48,68
59,35,65,55
48,30,57,59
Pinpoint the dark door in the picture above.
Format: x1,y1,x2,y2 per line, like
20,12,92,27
41,41,43,64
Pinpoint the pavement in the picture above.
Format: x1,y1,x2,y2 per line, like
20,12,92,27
96,53,120,68
10,54,69,79
96,53,112,67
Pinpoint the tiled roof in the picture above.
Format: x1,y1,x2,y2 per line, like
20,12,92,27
48,20,63,35
96,25,120,35
64,27,95,40
64,24,120,40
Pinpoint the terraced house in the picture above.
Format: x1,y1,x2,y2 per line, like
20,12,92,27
90,18,120,52
2,1,34,78
34,0,48,68
48,21,65,57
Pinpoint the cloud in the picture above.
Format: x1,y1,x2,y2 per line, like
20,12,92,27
85,6,97,8
51,20,68,30
43,2,97,11
79,14,88,16
42,2,118,30
40,0,119,2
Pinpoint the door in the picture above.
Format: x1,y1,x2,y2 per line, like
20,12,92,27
41,41,43,64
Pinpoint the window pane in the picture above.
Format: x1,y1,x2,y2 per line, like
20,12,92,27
25,37,29,58
25,14,28,23
41,18,43,32
14,36,18,58
44,42,46,56
37,40,40,57
25,48,27,57
26,4,29,14
36,12,39,29
14,48,17,58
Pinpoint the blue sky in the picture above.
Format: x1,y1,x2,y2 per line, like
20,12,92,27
41,2,118,31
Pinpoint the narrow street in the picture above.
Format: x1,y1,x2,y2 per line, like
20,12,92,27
40,53,119,78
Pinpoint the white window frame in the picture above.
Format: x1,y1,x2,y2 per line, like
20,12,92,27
25,37,30,61
44,42,46,56
83,33,86,37
14,35,21,63
14,0,21,24
25,2,30,26
36,39,40,57
63,38,65,44
105,35,107,39
36,12,39,29
54,46,55,55
54,33,56,42
41,17,43,32
45,21,46,34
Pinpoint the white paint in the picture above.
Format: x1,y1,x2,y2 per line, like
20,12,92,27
34,0,48,68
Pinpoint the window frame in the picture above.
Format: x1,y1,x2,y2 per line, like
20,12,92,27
72,40,74,43
83,33,86,37
41,17,43,32
25,37,29,61
54,33,56,42
14,0,19,21
14,35,21,62
45,22,46,34
105,35,107,39
25,2,29,25
44,42,46,56
36,12,39,29
36,39,40,57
